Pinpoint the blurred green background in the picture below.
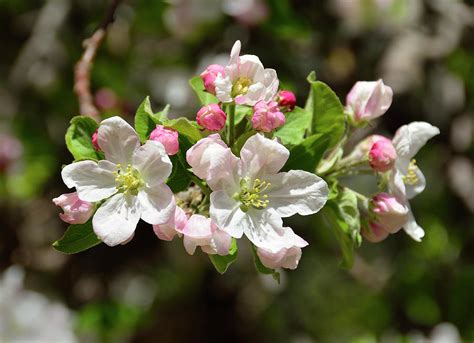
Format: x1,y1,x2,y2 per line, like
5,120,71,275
0,0,473,342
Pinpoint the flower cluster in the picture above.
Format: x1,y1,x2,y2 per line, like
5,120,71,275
53,40,439,276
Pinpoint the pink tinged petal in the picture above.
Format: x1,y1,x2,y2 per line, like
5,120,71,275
363,222,390,243
183,236,198,255
363,79,393,119
237,54,265,80
262,68,279,102
346,80,393,121
200,64,226,95
97,116,140,165
149,126,179,156
240,133,289,179
133,140,173,187
403,206,425,242
206,224,232,256
152,207,187,241
257,246,303,270
138,184,175,225
52,192,95,225
265,170,329,217
181,214,212,239
61,160,117,202
392,121,440,169
210,190,247,239
186,135,239,191
92,193,141,246
371,193,409,234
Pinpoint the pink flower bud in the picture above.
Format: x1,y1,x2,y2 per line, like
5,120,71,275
368,137,397,172
200,64,226,95
346,79,393,122
252,100,286,133
149,125,179,155
371,193,409,234
91,129,101,152
277,90,296,112
362,222,389,243
52,192,94,225
196,104,227,131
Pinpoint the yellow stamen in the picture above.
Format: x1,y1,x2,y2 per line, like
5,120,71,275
403,159,419,185
114,164,144,196
231,77,252,97
235,177,271,212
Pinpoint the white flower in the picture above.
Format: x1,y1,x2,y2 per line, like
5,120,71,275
186,133,328,253
257,229,308,269
389,121,440,241
61,116,175,246
214,40,279,106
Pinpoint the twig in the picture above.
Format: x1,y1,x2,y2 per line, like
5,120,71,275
73,0,121,121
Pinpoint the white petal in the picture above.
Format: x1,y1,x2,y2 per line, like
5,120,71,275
93,193,141,246
61,160,117,202
265,170,329,217
133,140,172,187
183,236,197,255
405,167,426,199
181,214,212,239
229,40,241,65
235,83,265,106
240,134,289,179
238,54,264,79
392,122,440,166
403,207,425,242
98,116,140,165
389,169,407,199
210,190,246,239
208,226,232,256
262,68,279,102
257,245,304,270
243,208,301,253
138,184,175,225
215,74,233,103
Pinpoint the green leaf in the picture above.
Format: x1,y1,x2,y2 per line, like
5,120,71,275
166,117,203,143
251,245,280,283
232,130,256,155
134,96,162,142
53,220,102,254
167,154,191,193
189,76,218,105
305,75,346,149
323,188,362,269
234,105,252,125
274,106,312,146
209,239,238,274
283,134,330,172
65,116,101,161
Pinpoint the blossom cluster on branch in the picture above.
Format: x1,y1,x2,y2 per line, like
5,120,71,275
53,41,439,277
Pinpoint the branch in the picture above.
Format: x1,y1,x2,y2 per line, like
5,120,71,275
73,0,121,121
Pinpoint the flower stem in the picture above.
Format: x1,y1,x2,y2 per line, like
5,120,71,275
227,103,236,147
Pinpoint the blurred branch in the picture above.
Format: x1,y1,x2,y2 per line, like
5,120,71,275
74,0,121,121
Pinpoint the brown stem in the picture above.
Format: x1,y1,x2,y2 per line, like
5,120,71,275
73,0,121,121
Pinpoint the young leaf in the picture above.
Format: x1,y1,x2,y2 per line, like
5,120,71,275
305,76,346,149
167,155,191,193
65,116,101,161
189,76,218,105
232,130,256,155
323,187,362,269
251,245,280,283
283,134,330,172
274,106,312,146
134,96,161,142
53,220,102,254
166,118,204,143
234,105,252,125
209,239,238,274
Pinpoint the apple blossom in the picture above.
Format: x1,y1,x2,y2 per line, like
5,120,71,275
196,103,227,131
153,206,188,241
257,228,308,269
368,137,397,172
389,121,440,241
60,116,175,246
149,125,179,155
200,64,226,95
362,222,389,243
277,90,296,112
370,193,409,234
251,100,286,132
52,192,95,225
214,40,279,106
346,79,393,123
177,214,232,256
187,133,328,254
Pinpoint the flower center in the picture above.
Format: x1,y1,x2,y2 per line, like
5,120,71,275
403,159,419,185
235,177,271,212
114,164,144,196
231,77,252,97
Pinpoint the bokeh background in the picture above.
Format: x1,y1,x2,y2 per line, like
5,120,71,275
1,0,474,342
